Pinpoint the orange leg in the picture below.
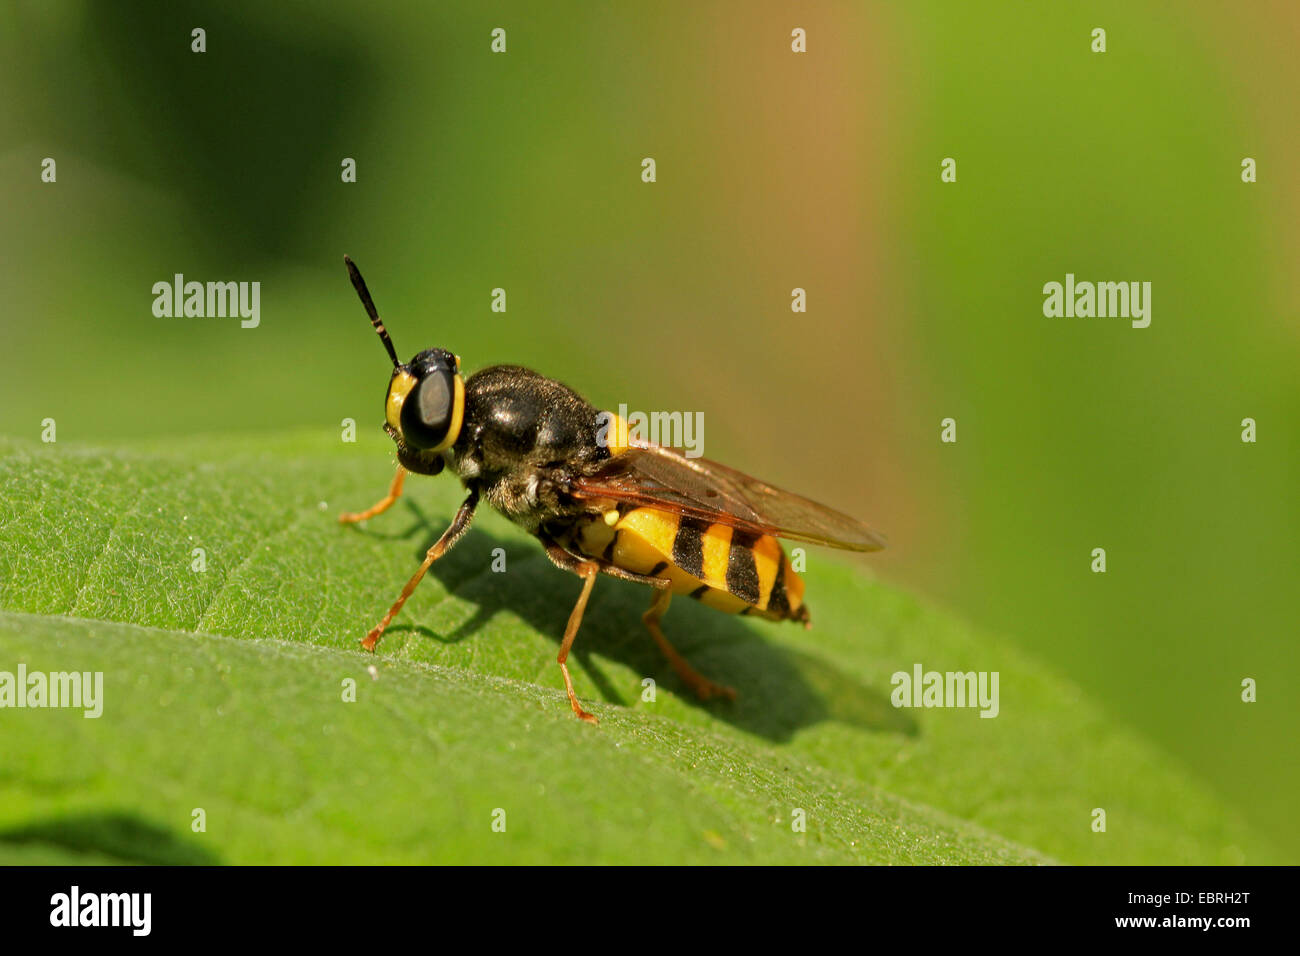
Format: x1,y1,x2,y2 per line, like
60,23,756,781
339,466,406,524
556,563,601,724
643,589,737,702
541,538,681,723
361,492,477,652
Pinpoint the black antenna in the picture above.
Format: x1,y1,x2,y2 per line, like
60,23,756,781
344,255,400,368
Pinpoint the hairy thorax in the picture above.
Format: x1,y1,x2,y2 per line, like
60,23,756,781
442,364,612,533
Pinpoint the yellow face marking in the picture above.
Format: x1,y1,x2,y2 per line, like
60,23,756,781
386,369,418,434
384,370,466,452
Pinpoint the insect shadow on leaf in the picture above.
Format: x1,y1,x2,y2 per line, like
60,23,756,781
350,496,916,742
0,812,222,866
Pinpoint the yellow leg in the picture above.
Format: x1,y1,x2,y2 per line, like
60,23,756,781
361,492,477,651
340,466,406,524
557,563,600,724
643,589,737,702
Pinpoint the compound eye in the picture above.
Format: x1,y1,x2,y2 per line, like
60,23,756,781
401,370,454,449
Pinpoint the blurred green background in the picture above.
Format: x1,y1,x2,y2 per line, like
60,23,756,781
1,1,1295,859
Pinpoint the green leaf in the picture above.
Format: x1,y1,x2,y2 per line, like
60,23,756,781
0,434,1269,864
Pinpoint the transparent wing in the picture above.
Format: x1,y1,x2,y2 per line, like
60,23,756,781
571,445,885,552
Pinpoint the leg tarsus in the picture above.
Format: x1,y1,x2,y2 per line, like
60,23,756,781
556,561,600,723
361,491,477,652
643,588,737,702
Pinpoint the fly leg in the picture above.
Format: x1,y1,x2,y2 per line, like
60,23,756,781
540,538,735,713
556,561,601,723
539,538,680,722
642,588,737,702
361,490,478,651
339,465,406,524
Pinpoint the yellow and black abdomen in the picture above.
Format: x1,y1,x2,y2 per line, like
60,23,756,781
572,506,808,622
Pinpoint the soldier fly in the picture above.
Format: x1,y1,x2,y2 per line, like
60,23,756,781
338,256,885,722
